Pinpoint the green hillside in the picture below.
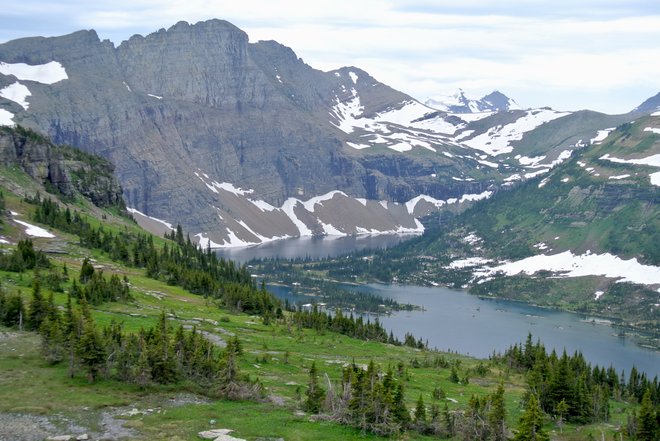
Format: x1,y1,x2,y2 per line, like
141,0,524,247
277,117,660,337
0,128,658,440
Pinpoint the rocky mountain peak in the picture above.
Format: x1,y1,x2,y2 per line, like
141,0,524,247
632,91,660,114
424,89,519,113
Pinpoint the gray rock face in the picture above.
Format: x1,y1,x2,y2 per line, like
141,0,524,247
632,91,660,114
1,19,612,245
0,126,123,207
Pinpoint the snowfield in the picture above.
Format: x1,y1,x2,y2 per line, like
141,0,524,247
590,128,614,144
0,61,68,84
0,109,14,126
643,127,660,135
463,109,571,156
599,153,660,167
0,82,31,110
127,207,174,230
14,219,55,238
485,251,660,286
405,191,493,215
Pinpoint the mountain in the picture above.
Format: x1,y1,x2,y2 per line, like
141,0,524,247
348,114,659,328
0,131,647,441
0,126,123,208
424,89,521,113
632,91,660,114
0,19,635,247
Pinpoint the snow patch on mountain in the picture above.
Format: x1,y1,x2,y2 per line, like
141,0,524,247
0,109,14,126
281,198,314,236
599,153,660,167
329,90,364,134
127,207,174,230
608,174,631,180
484,251,660,286
643,127,660,135
517,155,546,167
405,190,493,215
462,109,571,156
302,191,346,213
590,128,614,144
14,219,55,238
0,61,68,84
0,82,31,109
650,171,660,187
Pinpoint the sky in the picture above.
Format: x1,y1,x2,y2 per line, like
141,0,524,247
1,0,660,113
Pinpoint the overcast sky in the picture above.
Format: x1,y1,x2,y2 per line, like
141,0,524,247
2,0,659,113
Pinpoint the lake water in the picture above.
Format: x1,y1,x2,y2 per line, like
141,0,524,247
220,236,659,377
215,234,415,264
269,283,659,377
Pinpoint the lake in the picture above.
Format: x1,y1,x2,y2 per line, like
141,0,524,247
220,235,659,377
215,234,415,263
269,283,659,377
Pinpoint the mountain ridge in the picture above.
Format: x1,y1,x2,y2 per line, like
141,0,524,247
0,19,651,247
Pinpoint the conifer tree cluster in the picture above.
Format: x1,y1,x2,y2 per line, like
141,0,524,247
0,238,50,272
69,258,131,305
305,360,411,437
29,280,258,396
499,334,660,426
0,287,25,328
26,195,279,315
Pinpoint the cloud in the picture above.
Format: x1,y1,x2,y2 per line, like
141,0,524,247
1,0,659,113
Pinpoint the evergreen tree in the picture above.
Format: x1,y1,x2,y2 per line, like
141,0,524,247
489,381,507,441
0,290,25,328
218,336,243,399
79,257,95,283
27,279,47,331
514,393,548,441
40,313,65,364
413,394,428,433
637,389,659,441
76,317,107,383
304,361,325,414
442,402,455,438
149,312,179,384
392,383,410,428
555,398,569,433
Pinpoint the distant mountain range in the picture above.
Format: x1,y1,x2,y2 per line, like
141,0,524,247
424,89,521,113
0,19,657,248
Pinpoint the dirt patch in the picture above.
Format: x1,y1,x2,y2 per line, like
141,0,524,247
0,393,212,441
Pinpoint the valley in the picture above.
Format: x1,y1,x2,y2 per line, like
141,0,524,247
0,15,659,441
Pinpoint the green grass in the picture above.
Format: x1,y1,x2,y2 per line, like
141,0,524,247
0,174,646,441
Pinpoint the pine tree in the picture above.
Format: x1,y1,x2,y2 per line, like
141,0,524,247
413,394,428,433
392,383,410,428
76,318,107,383
637,389,659,441
218,336,243,399
27,279,47,331
304,361,325,414
514,393,548,441
40,314,65,364
555,398,569,433
489,380,507,441
79,257,95,283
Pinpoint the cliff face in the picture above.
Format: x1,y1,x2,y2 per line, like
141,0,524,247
0,19,622,246
0,126,124,207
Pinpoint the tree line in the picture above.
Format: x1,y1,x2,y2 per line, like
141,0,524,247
26,194,279,315
290,305,426,349
302,358,511,439
0,280,260,399
496,333,659,440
